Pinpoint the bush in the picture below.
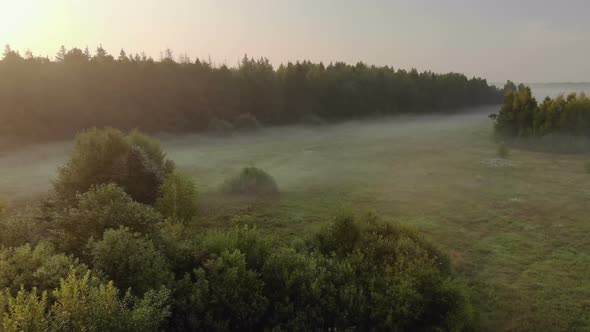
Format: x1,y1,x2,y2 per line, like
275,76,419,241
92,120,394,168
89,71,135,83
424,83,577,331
497,142,510,158
196,225,273,270
207,118,234,136
127,129,169,171
221,167,279,196
585,161,590,174
167,214,471,331
0,242,88,294
0,208,48,248
53,128,173,205
51,184,163,254
233,113,261,131
88,228,174,296
303,212,472,331
0,287,49,331
0,270,170,332
155,220,200,276
260,248,328,329
156,171,199,223
177,250,268,331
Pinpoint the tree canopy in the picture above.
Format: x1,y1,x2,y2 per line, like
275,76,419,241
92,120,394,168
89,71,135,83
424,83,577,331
0,45,502,141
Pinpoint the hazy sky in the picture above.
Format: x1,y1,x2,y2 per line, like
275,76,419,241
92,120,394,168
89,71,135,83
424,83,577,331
1,0,589,83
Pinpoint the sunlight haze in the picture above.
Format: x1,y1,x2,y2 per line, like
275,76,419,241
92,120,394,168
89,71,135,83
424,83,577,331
1,0,589,83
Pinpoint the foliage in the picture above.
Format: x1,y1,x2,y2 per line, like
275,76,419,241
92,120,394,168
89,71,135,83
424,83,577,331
304,212,471,331
585,161,590,174
0,47,501,141
0,287,49,331
222,167,279,196
196,225,273,270
88,228,174,296
0,270,170,332
53,128,173,205
493,83,590,139
51,183,163,254
0,208,48,248
156,171,199,223
0,242,88,294
180,250,268,331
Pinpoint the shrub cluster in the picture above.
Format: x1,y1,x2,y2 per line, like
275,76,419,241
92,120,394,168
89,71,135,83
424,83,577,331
53,127,174,205
0,129,474,331
222,167,279,196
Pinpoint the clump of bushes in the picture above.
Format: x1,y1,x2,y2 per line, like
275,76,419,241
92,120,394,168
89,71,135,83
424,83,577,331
497,142,510,158
88,227,174,296
233,113,261,131
207,118,234,136
168,213,474,331
0,242,88,293
51,183,163,254
156,171,199,223
0,208,48,248
0,270,170,332
0,128,475,331
222,167,279,196
54,127,174,205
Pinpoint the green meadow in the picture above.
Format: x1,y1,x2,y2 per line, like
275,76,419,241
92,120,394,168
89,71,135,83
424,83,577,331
1,105,589,330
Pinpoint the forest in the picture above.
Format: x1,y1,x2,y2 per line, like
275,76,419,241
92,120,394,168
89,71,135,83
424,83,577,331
0,45,502,141
493,81,590,138
0,128,474,331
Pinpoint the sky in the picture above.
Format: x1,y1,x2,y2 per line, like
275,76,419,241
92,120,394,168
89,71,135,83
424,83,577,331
1,0,589,83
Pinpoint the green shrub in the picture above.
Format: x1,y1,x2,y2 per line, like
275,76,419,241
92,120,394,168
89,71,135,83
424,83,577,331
53,128,173,205
0,208,48,248
207,118,234,136
179,250,268,331
155,220,200,276
88,228,173,296
304,212,471,331
0,270,170,332
0,287,49,331
196,225,272,270
260,248,328,329
233,113,261,131
0,242,88,294
497,142,510,158
156,171,199,223
585,161,590,174
127,129,168,171
51,184,163,254
222,167,279,196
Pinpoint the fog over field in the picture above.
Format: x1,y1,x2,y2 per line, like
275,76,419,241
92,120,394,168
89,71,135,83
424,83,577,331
1,85,590,330
0,106,494,202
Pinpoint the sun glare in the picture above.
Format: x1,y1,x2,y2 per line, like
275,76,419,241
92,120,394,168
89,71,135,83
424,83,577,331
0,1,62,53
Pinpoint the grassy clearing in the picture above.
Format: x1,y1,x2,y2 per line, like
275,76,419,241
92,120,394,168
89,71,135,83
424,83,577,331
1,105,590,330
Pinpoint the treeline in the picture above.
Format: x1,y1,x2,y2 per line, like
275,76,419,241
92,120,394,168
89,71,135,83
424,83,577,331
0,128,475,331
493,82,590,137
0,45,502,140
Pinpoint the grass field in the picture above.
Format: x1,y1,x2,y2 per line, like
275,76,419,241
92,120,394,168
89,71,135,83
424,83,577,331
1,105,590,331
